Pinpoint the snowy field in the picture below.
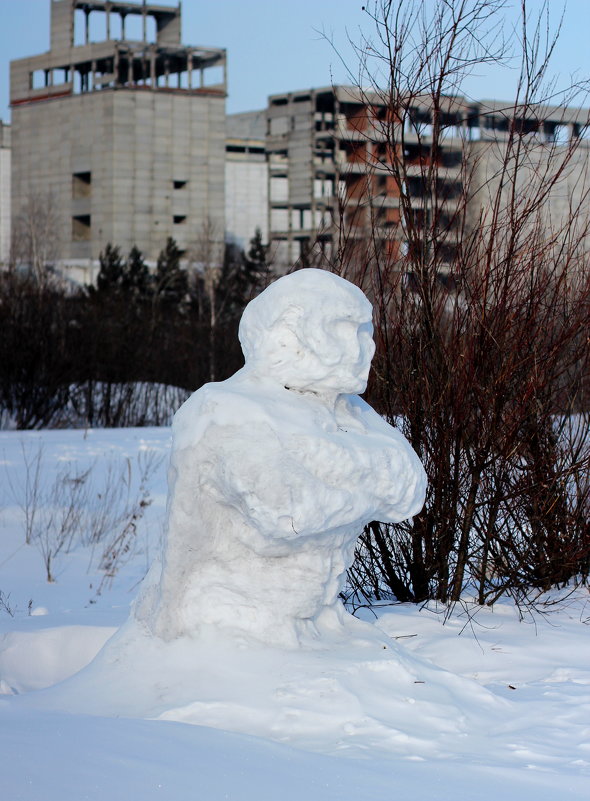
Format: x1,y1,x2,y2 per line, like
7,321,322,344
1,427,589,800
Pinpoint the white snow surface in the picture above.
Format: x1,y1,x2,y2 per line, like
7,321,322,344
0,427,589,798
0,272,589,799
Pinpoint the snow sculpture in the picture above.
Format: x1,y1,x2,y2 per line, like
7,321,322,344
136,268,426,647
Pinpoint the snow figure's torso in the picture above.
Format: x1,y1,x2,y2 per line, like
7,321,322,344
136,373,425,647
134,269,426,648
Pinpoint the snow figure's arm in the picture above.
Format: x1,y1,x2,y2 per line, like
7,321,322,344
330,394,427,525
194,413,425,553
195,419,358,549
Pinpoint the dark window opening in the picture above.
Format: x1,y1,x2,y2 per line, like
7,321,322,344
173,215,187,224
512,117,540,135
72,215,91,241
72,171,92,198
173,180,187,189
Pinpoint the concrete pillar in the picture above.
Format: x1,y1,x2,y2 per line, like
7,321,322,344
150,51,156,87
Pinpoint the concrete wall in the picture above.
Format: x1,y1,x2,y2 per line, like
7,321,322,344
469,137,590,261
225,157,268,250
11,88,226,269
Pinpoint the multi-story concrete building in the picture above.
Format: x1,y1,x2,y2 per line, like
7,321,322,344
225,110,268,251
263,85,590,271
10,0,226,282
0,122,10,266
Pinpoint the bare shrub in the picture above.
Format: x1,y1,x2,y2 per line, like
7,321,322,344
95,451,162,594
9,443,163,585
323,0,590,608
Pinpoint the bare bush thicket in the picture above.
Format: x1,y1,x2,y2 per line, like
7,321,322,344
319,0,590,607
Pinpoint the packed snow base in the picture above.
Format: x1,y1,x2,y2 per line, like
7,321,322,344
1,428,589,799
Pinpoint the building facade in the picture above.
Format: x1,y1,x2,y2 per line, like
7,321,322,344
225,110,268,252
263,86,590,272
10,0,226,282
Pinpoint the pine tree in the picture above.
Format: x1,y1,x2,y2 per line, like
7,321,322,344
123,245,151,298
154,237,188,306
233,228,270,309
245,228,270,285
95,243,124,294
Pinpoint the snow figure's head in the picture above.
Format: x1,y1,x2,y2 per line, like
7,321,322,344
238,268,375,395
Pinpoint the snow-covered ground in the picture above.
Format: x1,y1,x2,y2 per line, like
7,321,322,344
1,427,589,800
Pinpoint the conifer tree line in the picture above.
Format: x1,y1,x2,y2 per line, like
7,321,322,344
0,231,270,429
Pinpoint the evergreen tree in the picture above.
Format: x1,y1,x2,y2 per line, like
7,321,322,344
154,237,188,306
232,228,271,310
122,245,151,298
95,243,124,294
244,228,270,286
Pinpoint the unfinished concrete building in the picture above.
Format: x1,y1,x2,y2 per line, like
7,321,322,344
10,0,227,282
0,122,10,266
265,86,590,271
225,110,268,252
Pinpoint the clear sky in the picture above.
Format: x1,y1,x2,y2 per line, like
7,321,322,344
0,0,588,121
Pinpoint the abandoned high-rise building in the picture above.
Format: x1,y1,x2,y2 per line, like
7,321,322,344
10,0,226,282
264,86,590,271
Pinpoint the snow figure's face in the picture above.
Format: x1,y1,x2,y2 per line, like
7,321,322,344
238,269,375,396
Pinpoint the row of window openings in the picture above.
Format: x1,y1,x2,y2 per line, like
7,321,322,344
72,214,188,241
73,9,158,46
271,115,588,146
31,64,224,94
72,173,188,198
271,174,461,201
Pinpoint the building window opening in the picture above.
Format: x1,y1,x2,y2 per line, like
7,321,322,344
72,172,92,198
177,70,190,89
74,69,92,94
74,9,88,46
173,215,187,224
123,14,144,42
173,180,187,189
72,215,91,241
31,70,47,90
202,65,224,87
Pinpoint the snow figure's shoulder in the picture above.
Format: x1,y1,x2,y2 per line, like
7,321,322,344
171,373,269,451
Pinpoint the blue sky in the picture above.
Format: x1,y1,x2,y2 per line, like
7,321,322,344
0,0,588,120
